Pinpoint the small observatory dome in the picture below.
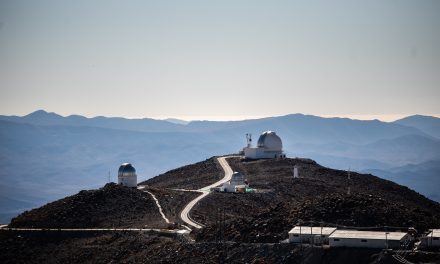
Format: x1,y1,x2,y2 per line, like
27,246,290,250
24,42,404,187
118,163,137,187
257,131,282,151
230,172,245,185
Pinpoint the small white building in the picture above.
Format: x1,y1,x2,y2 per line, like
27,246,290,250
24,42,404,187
243,131,285,159
420,229,440,248
118,163,137,187
293,166,299,178
222,172,246,192
329,230,411,249
288,226,337,244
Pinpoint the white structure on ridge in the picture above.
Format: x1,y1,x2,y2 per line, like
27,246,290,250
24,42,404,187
329,230,411,249
222,172,247,193
288,226,337,244
243,131,285,159
421,229,440,248
293,166,299,178
118,163,137,187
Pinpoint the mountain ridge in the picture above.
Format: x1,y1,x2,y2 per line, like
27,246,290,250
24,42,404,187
1,110,440,224
394,114,440,139
1,110,431,143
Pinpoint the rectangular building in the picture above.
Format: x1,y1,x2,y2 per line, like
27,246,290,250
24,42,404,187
288,226,337,244
329,230,410,249
420,229,440,248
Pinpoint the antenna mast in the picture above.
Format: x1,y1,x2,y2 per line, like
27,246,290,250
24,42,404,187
246,133,252,147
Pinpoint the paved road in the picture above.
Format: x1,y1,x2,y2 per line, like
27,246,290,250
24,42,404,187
138,186,170,224
0,227,189,235
1,156,235,234
198,156,235,192
179,156,236,230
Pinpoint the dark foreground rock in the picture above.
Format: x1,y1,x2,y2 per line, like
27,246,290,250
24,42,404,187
3,230,438,264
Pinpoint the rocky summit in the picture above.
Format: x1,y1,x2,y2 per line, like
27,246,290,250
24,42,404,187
1,157,440,263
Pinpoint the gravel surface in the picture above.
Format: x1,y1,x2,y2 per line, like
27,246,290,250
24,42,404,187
140,157,223,190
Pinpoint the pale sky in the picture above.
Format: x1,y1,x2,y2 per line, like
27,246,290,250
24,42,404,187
0,0,439,121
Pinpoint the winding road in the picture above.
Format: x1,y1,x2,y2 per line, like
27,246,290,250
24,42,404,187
1,227,189,235
179,156,235,229
1,156,235,234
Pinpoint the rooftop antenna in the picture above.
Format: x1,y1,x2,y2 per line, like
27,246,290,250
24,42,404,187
246,133,252,147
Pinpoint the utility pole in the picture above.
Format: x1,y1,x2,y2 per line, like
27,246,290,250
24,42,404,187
320,222,323,248
386,232,389,249
217,208,226,264
299,219,302,250
385,226,389,250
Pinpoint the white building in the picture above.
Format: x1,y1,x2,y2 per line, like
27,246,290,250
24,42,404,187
288,226,337,244
329,230,411,249
243,131,285,159
222,172,246,192
118,163,137,187
293,166,299,178
420,229,440,248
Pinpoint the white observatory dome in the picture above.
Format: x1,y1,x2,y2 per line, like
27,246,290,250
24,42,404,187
118,163,136,178
257,131,282,151
230,172,244,185
118,163,137,187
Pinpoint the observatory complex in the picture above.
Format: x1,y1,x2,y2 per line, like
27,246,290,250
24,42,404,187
243,131,285,159
118,163,137,187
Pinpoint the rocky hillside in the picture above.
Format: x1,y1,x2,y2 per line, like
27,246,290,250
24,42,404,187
191,158,440,243
140,157,223,190
1,230,417,264
3,156,440,263
2,229,439,264
9,183,166,229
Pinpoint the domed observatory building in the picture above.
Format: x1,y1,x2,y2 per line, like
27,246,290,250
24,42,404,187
243,131,285,159
222,172,247,193
118,163,137,187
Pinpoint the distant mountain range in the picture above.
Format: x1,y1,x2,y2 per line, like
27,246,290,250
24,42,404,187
394,115,440,139
0,110,439,223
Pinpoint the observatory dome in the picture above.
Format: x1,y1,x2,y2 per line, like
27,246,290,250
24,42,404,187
118,163,136,178
257,131,282,151
231,172,244,183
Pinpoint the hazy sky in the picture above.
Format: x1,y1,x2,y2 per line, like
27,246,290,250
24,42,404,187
0,0,439,121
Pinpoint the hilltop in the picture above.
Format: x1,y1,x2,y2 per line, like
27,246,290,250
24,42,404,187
2,156,440,263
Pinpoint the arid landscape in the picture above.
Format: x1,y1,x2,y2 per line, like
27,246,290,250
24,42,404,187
2,156,439,263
